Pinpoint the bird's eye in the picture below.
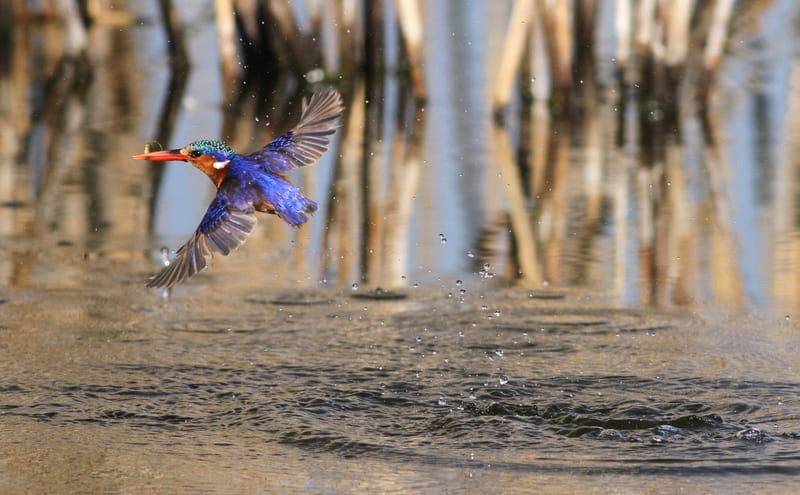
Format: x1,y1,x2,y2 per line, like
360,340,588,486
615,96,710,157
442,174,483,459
188,149,202,158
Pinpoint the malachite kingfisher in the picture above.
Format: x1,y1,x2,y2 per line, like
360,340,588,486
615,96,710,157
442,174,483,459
134,88,344,288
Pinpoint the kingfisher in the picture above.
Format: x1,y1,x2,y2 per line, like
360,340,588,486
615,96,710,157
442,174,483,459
134,88,344,288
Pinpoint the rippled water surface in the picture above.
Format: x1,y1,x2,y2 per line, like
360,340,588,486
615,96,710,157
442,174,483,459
2,273,799,493
3,0,800,493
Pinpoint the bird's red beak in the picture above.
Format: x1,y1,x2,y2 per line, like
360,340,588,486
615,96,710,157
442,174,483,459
133,149,187,162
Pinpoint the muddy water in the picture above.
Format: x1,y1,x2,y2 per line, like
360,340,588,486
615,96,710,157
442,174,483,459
2,268,799,492
2,1,800,493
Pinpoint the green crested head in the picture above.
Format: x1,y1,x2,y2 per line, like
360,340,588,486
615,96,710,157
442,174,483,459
185,139,237,160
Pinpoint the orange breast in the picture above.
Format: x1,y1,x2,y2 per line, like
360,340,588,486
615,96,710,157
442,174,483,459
190,155,230,188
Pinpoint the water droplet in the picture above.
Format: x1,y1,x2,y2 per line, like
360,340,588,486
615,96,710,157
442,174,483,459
415,336,423,343
159,247,171,267
785,315,791,321
494,349,504,357
351,283,359,291
498,375,509,385
255,116,260,122
481,305,489,311
479,262,495,279
455,279,463,286
412,283,419,288
457,331,464,338
492,310,501,317
467,250,475,258
437,397,447,406
736,427,769,442
656,425,681,436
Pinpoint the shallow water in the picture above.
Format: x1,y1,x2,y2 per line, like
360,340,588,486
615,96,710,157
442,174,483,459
2,280,799,493
2,1,800,493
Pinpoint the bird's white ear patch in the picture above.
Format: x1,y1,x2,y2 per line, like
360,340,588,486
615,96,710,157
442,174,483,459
213,160,230,170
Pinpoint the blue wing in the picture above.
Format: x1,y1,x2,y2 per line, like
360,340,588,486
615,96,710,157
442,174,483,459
246,88,344,173
146,196,257,288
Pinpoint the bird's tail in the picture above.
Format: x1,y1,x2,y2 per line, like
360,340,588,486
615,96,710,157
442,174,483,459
277,192,318,227
260,177,318,227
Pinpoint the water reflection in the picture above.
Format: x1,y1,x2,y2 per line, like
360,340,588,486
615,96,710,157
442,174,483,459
3,2,800,310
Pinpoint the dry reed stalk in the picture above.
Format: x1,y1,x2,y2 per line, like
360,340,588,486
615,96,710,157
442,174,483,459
492,0,533,114
771,59,800,306
540,121,570,285
396,0,426,100
665,143,694,305
325,82,365,286
634,0,657,60
384,101,423,287
529,101,550,196
703,0,734,71
157,0,189,69
615,0,632,76
635,166,656,305
664,0,692,68
539,0,573,95
493,124,542,286
215,0,238,99
56,0,88,58
529,2,551,101
335,0,361,74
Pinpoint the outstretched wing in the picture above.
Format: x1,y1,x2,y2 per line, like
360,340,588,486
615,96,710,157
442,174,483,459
247,88,344,173
147,196,257,288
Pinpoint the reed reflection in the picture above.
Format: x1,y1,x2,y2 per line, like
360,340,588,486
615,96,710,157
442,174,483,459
3,1,800,311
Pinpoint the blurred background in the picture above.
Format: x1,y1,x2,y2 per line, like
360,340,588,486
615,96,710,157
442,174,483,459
1,0,800,311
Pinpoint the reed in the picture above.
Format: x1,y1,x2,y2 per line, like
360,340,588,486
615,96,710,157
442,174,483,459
157,0,189,70
4,1,781,305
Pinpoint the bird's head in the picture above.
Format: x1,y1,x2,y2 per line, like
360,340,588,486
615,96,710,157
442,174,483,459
134,139,237,187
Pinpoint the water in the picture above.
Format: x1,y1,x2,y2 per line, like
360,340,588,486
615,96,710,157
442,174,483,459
2,283,798,492
2,1,800,493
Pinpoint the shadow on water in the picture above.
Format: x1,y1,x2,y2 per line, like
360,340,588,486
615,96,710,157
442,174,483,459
1,1,800,493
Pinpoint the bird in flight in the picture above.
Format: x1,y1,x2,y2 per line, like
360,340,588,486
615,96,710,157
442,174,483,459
134,88,344,288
